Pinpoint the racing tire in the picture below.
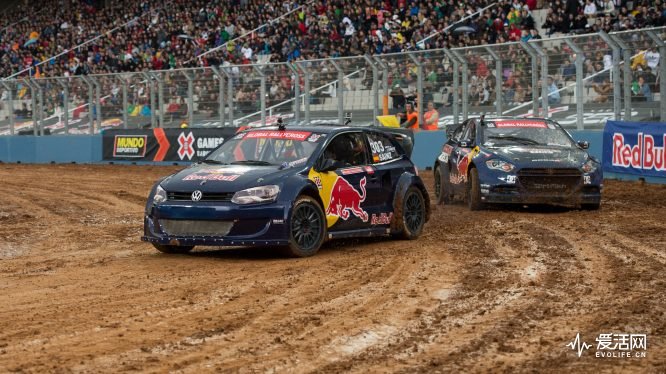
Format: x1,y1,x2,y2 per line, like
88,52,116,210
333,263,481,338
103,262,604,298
395,186,426,240
152,244,194,254
434,165,451,205
581,202,601,211
284,196,327,257
467,167,484,211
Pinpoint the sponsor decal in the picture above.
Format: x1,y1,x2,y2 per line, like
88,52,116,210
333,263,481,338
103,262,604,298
177,132,196,160
363,166,375,175
371,212,393,225
584,175,592,185
183,173,240,182
612,133,666,172
450,173,466,184
313,176,323,189
326,176,368,222
566,332,648,358
340,166,365,175
113,135,147,157
438,152,449,163
494,120,548,128
308,134,323,142
526,149,557,154
245,130,312,141
272,219,284,225
498,175,517,184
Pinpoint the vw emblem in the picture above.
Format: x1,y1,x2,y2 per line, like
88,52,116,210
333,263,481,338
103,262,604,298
191,190,203,202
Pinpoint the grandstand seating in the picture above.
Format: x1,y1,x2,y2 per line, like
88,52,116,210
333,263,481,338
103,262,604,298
0,0,663,127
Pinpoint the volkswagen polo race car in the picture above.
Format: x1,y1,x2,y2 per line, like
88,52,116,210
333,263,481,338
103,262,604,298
142,125,430,257
433,117,602,210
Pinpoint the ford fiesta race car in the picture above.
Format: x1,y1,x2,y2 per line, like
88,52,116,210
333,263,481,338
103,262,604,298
142,125,430,257
433,117,602,210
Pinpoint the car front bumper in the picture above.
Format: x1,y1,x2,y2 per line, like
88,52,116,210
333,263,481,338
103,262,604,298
141,201,291,247
480,185,602,206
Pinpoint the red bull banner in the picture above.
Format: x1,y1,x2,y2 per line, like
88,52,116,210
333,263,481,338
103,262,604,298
603,121,666,178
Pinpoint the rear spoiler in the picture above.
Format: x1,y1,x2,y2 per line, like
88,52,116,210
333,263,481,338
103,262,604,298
374,127,415,158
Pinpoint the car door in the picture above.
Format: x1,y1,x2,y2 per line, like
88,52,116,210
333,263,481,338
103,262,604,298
450,119,476,194
309,132,374,232
364,130,408,226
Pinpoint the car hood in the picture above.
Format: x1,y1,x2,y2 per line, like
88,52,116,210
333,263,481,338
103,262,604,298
484,145,588,167
161,163,300,193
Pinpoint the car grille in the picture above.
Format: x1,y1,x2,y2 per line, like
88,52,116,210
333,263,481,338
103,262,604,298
158,219,233,236
518,168,582,194
167,191,234,202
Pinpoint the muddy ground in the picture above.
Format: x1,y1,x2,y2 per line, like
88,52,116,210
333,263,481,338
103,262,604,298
0,164,664,373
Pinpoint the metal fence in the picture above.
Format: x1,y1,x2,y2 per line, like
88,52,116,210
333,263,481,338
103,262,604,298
1,27,664,136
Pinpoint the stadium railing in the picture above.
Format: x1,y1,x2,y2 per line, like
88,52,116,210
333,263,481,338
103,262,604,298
0,27,664,136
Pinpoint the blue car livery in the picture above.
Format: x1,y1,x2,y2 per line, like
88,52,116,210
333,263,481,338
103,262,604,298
433,117,602,210
142,125,430,257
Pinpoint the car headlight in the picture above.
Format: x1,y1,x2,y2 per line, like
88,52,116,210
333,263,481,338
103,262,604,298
153,185,167,204
231,185,280,204
582,159,598,173
486,159,515,172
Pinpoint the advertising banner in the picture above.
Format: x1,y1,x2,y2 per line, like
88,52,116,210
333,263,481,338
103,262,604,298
103,128,240,161
603,121,666,178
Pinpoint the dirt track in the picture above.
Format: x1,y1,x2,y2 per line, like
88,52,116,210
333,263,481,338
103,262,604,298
0,164,664,373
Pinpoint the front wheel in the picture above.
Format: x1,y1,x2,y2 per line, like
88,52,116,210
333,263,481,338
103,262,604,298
396,186,426,240
284,196,327,257
152,244,194,254
467,168,484,211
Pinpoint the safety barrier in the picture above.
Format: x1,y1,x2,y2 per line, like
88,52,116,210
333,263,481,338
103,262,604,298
1,130,663,184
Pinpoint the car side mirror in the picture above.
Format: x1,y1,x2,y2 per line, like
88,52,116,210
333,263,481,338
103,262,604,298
317,158,344,172
577,140,590,149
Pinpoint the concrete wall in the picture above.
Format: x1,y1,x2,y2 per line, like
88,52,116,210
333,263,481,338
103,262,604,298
0,135,103,163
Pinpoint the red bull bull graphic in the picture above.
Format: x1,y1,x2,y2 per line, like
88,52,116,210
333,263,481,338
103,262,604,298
326,176,369,222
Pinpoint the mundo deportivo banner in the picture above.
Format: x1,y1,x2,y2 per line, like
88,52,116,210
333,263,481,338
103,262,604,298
103,128,240,162
603,121,666,178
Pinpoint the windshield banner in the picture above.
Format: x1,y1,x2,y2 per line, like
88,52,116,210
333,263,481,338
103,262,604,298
102,128,240,161
603,121,666,178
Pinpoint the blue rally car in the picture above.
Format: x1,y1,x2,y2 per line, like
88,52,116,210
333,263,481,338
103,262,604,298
142,124,430,257
433,117,602,210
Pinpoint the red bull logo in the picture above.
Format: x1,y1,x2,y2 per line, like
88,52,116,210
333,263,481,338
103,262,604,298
326,176,368,222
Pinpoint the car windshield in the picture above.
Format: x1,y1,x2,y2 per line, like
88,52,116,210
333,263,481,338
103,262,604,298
205,130,324,166
481,120,575,147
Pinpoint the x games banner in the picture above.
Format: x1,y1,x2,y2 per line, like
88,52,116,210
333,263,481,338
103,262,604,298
603,121,666,178
103,128,240,162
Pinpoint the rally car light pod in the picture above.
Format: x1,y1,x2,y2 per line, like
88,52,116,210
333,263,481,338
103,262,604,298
231,185,280,204
486,159,515,172
582,159,598,173
153,185,167,203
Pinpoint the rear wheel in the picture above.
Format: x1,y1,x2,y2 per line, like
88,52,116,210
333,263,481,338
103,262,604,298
467,167,484,211
434,165,451,205
396,186,426,240
284,196,326,257
152,244,194,254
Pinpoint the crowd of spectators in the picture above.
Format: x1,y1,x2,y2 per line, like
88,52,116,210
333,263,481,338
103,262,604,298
542,0,666,36
1,0,664,128
0,0,558,79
